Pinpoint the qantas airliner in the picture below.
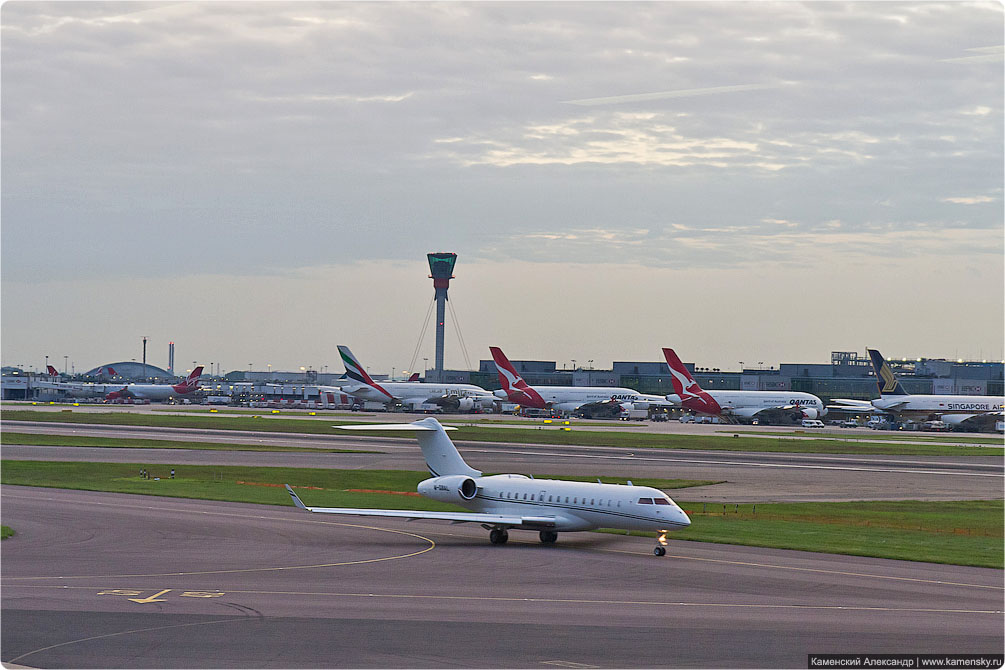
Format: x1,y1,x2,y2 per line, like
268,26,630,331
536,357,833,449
663,348,825,423
285,417,690,556
490,347,670,417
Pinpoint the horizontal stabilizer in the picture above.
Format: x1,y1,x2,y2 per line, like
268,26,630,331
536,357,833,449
338,423,457,432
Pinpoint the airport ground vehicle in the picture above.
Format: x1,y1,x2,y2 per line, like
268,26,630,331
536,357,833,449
801,419,825,428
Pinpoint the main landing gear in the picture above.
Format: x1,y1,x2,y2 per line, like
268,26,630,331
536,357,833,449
653,531,668,557
489,528,509,545
539,530,558,544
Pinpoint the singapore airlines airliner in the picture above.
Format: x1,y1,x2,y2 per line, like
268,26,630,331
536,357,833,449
285,417,690,556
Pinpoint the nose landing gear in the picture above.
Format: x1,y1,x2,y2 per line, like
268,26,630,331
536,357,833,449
539,530,558,544
653,531,668,557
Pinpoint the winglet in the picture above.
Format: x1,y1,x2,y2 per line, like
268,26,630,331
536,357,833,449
285,484,308,510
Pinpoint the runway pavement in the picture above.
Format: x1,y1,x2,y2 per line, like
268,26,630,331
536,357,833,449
2,486,1002,668
4,421,1003,502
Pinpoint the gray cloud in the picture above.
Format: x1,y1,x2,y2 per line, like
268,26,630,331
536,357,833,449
2,2,1002,368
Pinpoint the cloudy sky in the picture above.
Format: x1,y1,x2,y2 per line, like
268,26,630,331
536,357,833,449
2,1,1002,377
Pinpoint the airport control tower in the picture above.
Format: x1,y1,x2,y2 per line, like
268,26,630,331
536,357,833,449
427,252,457,382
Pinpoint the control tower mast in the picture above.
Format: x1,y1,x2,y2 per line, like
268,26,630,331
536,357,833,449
427,252,457,383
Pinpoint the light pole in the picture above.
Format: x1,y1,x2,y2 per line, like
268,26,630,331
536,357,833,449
63,355,68,374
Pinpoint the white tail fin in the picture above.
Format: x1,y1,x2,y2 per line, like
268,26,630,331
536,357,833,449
339,417,480,478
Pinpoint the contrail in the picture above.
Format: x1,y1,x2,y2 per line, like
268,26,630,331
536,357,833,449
563,83,776,106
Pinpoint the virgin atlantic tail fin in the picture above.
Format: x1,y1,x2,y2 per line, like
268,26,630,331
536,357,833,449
171,366,203,394
46,365,59,377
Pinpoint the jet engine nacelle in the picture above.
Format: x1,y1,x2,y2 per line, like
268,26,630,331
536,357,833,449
621,402,650,411
433,396,476,412
417,475,479,503
800,407,820,420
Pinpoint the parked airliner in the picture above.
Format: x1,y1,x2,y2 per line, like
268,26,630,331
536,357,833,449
490,347,670,417
104,366,204,401
663,348,826,423
285,417,689,555
831,349,1004,429
337,345,496,411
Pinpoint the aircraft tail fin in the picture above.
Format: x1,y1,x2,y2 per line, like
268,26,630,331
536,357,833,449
172,366,204,394
338,345,395,400
339,418,480,478
407,372,420,382
489,347,547,408
662,348,703,396
867,348,908,396
46,365,59,377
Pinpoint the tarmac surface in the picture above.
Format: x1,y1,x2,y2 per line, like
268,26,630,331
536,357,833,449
2,486,1002,669
4,421,1003,502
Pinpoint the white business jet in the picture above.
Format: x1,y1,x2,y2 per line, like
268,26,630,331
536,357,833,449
285,417,690,556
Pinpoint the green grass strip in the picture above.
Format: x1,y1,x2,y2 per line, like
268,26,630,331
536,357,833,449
1,525,13,540
672,500,1003,568
4,410,1000,456
0,432,376,454
0,460,712,509
2,460,1000,568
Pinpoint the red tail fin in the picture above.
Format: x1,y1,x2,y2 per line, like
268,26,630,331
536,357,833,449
46,365,59,377
489,347,546,408
172,366,203,394
407,372,420,382
662,348,702,396
662,348,721,415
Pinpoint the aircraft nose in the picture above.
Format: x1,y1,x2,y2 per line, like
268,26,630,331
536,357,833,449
678,509,691,527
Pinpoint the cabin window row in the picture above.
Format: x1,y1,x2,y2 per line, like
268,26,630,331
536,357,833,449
499,491,622,507
637,498,671,505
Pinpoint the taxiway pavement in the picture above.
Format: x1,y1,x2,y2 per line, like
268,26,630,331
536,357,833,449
4,421,1002,502
2,486,1002,668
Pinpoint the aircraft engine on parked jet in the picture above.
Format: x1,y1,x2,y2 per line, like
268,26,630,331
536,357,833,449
417,475,479,503
434,395,476,412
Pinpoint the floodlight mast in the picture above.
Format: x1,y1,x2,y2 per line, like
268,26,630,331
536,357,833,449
427,252,457,383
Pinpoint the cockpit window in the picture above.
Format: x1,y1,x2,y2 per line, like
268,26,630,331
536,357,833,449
637,498,653,504
654,498,671,505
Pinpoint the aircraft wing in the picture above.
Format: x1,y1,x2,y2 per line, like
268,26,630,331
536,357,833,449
940,411,1003,428
828,399,878,411
284,485,556,527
